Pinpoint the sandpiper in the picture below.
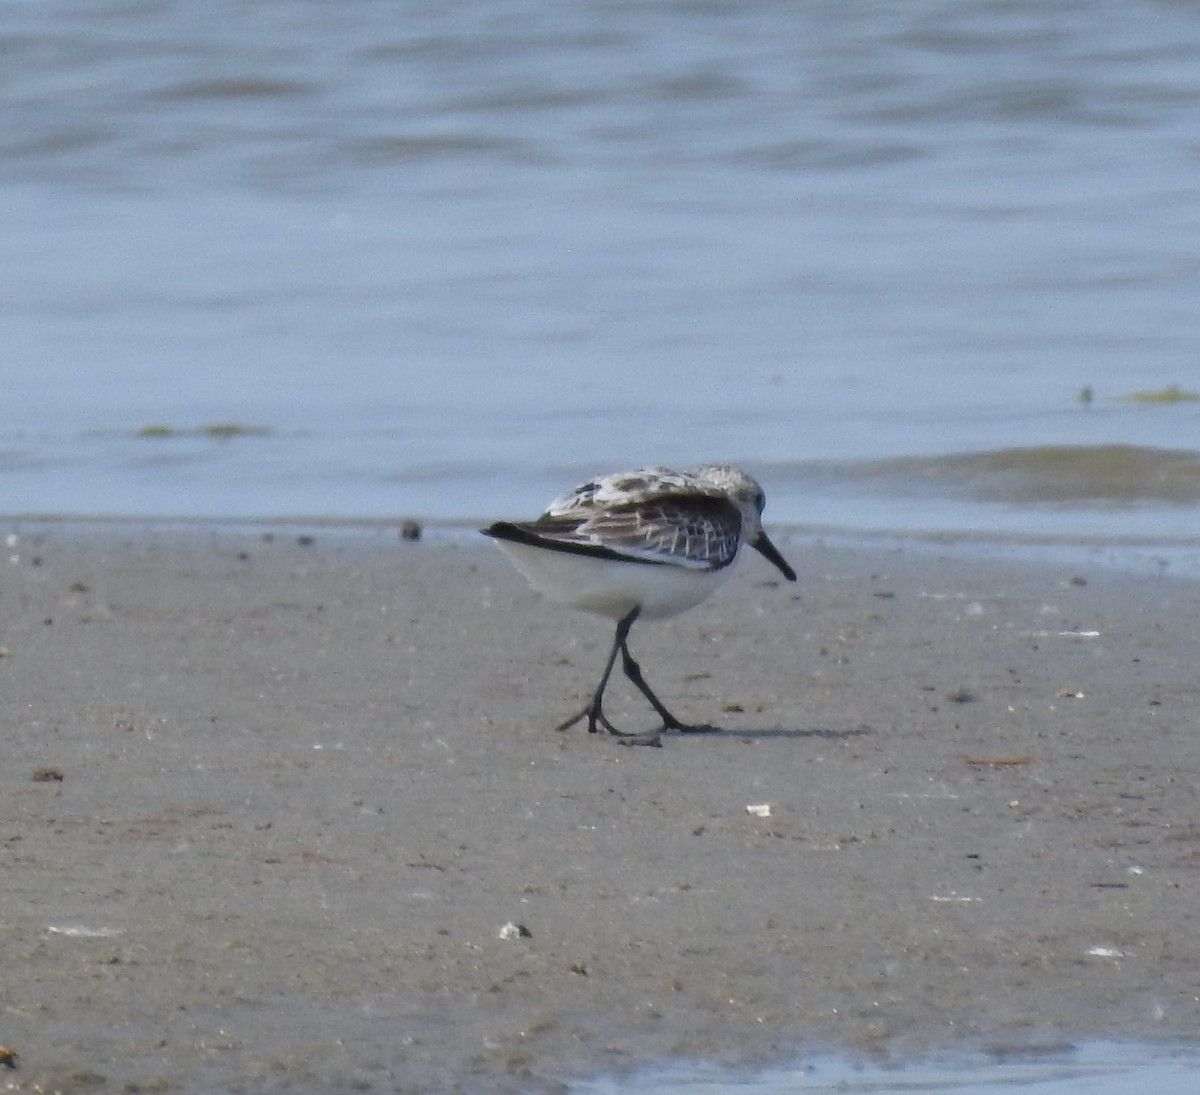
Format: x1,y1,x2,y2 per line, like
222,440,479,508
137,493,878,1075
482,464,796,745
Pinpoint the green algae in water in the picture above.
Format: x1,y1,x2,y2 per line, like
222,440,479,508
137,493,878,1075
200,423,270,439
944,445,1200,504
836,445,1200,506
963,445,1200,503
134,423,271,439
1119,385,1200,403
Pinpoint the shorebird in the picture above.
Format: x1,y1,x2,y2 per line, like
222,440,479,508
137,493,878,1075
482,465,796,745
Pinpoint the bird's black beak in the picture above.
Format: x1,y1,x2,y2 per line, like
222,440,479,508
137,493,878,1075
750,530,796,582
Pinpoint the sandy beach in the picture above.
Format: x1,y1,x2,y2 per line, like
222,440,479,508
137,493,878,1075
2,524,1198,1094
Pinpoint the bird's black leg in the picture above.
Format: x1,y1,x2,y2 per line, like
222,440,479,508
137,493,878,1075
617,625,720,735
554,608,635,736
554,625,621,734
555,608,663,745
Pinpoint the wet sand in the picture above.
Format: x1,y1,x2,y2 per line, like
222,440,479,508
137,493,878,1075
2,525,1198,1094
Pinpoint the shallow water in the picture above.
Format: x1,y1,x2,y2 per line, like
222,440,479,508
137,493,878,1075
2,0,1199,544
576,1041,1200,1094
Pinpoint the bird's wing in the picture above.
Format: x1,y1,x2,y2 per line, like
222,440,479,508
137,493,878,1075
524,492,743,570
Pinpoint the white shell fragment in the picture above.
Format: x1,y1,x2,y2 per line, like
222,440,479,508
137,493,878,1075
746,803,772,817
47,925,122,938
498,921,532,940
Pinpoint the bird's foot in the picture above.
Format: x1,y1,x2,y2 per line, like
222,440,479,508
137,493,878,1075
659,712,722,735
553,705,591,733
555,702,663,746
554,701,627,736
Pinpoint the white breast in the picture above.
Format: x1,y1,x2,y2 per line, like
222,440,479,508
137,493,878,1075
493,540,737,621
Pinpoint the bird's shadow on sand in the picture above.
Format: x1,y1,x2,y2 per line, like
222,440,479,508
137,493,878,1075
680,724,874,742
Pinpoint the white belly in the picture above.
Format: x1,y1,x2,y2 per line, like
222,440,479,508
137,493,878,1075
493,540,736,621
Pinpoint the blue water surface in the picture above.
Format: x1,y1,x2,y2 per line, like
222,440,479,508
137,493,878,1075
3,0,1199,540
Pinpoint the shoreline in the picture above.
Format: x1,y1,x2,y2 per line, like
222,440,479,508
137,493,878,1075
2,527,1198,1093
6,509,1200,578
